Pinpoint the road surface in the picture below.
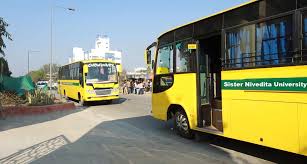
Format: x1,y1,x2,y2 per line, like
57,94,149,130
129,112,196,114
0,94,305,164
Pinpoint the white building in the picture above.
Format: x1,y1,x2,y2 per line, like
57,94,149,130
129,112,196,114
126,67,148,79
69,35,122,65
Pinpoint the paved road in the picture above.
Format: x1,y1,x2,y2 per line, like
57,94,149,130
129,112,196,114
0,94,306,164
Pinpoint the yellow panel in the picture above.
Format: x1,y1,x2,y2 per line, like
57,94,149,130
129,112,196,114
156,67,170,75
298,104,307,156
225,99,299,153
221,66,307,154
152,74,197,128
188,44,197,50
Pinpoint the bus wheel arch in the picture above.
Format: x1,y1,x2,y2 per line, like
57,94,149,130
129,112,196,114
167,104,194,139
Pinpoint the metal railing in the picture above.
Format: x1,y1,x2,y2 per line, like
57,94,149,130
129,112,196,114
222,49,307,69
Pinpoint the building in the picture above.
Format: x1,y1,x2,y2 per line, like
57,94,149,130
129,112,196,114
69,35,122,69
126,67,148,79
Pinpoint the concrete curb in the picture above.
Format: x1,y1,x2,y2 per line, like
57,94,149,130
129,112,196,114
2,103,76,117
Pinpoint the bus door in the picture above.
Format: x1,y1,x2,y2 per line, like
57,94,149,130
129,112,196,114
198,51,212,127
197,36,223,132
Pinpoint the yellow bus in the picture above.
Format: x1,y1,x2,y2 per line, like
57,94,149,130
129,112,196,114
58,59,120,105
146,0,307,156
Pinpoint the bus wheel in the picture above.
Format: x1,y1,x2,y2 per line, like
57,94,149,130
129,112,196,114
174,110,194,139
63,90,67,99
78,94,86,106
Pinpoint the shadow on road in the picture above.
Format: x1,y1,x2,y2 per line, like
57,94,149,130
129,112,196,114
4,115,306,164
86,98,127,106
201,134,307,163
28,116,233,164
68,97,127,107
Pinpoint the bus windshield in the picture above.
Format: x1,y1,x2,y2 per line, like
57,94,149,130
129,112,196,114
86,63,117,83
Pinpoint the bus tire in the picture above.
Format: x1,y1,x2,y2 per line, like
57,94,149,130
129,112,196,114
174,110,194,139
78,94,86,106
63,90,67,99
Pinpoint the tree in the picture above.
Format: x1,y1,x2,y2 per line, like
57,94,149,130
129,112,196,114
0,17,12,56
0,57,12,76
28,70,45,82
28,64,60,82
41,64,59,75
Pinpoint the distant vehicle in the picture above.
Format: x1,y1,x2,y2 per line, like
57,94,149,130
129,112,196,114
51,82,58,89
47,81,58,90
58,59,120,105
36,81,48,89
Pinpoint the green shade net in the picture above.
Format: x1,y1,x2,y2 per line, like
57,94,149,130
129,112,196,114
0,75,35,96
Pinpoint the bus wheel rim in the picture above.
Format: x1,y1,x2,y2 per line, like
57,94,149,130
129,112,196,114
176,114,188,132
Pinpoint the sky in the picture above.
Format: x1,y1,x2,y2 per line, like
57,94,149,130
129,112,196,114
0,0,249,76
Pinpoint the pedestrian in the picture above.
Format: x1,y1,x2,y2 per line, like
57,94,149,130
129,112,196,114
140,81,145,94
134,81,138,94
122,80,128,94
130,80,134,94
149,80,152,92
144,81,148,93
126,80,131,94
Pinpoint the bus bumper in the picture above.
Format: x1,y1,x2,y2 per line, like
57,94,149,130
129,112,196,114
85,95,119,101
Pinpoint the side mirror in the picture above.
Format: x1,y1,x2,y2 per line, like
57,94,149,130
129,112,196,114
145,50,151,65
151,60,154,70
84,73,87,83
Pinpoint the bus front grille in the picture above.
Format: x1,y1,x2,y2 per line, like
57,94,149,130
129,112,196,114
95,89,112,96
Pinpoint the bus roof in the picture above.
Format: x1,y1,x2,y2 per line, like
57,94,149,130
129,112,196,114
61,59,116,67
158,0,259,39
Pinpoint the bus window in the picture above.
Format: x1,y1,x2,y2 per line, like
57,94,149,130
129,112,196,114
225,15,293,69
175,41,196,73
156,45,173,75
87,63,117,83
255,16,292,65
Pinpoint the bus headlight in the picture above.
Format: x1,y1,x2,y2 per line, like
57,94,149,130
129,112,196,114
86,90,95,95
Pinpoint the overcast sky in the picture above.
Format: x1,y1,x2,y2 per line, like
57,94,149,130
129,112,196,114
1,0,248,76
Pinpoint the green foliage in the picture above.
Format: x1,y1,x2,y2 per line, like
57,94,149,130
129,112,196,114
28,70,45,83
0,57,11,76
0,17,12,56
27,89,55,106
27,64,60,82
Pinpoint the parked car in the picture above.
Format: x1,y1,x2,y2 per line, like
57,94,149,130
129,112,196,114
48,82,58,90
36,81,48,89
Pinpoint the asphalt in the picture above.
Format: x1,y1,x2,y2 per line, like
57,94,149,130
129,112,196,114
0,94,306,164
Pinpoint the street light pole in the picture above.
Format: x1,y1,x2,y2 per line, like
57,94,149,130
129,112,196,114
50,6,53,93
50,5,75,93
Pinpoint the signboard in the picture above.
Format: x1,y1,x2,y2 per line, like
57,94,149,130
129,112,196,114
222,77,307,92
188,44,197,50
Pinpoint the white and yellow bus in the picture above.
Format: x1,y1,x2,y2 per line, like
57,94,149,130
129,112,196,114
58,59,119,105
146,0,307,157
